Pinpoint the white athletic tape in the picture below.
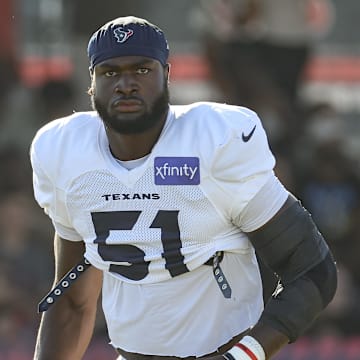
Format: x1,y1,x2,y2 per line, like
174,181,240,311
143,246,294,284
225,336,265,360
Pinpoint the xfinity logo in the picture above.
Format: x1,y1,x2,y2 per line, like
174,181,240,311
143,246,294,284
154,157,200,185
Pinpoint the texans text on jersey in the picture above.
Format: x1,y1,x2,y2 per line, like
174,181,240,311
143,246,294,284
101,193,161,201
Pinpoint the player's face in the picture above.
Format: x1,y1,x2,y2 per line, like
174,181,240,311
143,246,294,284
90,56,169,135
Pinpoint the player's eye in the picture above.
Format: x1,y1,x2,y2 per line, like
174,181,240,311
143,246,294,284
136,68,150,75
104,71,118,77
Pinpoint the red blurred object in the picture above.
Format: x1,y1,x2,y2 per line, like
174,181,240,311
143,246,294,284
169,53,360,83
18,56,73,87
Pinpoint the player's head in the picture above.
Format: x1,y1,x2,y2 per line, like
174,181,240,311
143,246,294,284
87,16,170,135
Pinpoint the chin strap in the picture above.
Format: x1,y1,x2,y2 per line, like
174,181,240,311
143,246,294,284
222,336,266,360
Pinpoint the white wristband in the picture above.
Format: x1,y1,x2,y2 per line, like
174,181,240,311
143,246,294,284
226,345,254,360
225,336,266,360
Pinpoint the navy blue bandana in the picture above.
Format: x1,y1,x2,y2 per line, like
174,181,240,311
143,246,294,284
87,16,169,70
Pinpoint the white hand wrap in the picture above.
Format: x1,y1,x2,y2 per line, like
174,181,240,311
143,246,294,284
223,336,266,360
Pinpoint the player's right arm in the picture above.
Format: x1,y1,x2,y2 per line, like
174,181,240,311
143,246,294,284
34,233,103,360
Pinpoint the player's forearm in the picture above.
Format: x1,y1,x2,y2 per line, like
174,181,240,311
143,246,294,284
247,321,289,359
34,297,97,360
213,322,288,360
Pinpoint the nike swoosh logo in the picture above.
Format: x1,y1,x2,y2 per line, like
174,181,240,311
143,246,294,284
242,125,257,142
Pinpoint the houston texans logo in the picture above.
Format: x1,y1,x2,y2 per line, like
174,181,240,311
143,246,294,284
113,27,134,43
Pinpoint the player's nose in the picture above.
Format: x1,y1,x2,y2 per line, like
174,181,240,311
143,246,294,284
114,73,139,95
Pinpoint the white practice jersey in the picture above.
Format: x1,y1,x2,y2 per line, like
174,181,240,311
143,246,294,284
31,102,288,357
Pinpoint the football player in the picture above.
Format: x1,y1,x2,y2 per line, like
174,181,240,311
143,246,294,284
31,16,337,360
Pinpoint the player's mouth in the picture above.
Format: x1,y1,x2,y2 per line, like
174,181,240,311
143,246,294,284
112,98,143,113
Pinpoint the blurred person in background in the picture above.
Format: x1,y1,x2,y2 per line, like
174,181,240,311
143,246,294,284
292,101,360,338
30,16,336,360
295,103,360,273
0,192,53,355
300,143,360,246
0,146,33,195
36,80,76,126
192,0,335,153
0,79,76,155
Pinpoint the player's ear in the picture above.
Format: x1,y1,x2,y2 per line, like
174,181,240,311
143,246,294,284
164,63,171,84
87,87,94,96
88,76,95,96
88,68,95,96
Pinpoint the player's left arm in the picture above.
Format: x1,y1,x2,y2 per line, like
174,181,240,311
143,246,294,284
207,108,337,359
204,194,337,360
245,194,337,358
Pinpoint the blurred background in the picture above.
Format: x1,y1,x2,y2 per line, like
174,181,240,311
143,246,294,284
1,0,360,359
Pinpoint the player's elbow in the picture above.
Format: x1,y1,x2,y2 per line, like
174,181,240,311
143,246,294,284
305,251,338,309
63,293,96,313
259,252,338,342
